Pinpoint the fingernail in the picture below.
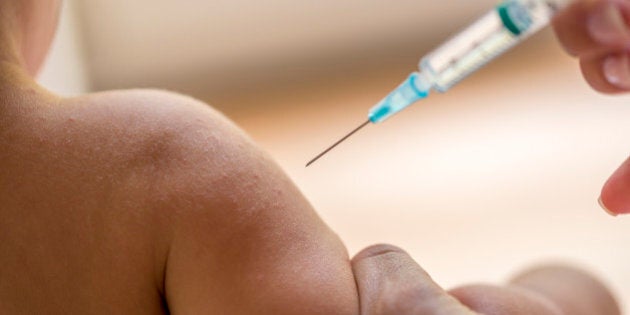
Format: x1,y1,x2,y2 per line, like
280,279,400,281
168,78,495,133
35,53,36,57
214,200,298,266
588,3,630,45
603,53,630,89
599,197,618,216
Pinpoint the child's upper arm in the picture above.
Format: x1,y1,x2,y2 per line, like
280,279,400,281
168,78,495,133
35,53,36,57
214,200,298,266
135,91,358,314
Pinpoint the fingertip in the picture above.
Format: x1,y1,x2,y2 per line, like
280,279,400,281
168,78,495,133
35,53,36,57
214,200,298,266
586,1,630,47
600,157,630,215
602,53,630,90
352,245,474,315
511,265,621,315
352,244,408,263
580,56,630,93
599,197,618,216
552,0,593,57
351,244,427,285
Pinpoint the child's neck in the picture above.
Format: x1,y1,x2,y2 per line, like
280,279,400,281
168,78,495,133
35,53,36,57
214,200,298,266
0,39,58,132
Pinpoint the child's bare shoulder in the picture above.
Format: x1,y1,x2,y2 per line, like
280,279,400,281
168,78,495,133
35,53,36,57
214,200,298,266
62,89,359,314
56,89,250,189
61,89,240,153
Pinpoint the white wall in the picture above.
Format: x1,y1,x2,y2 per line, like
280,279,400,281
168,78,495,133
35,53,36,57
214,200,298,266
78,0,497,92
38,0,90,96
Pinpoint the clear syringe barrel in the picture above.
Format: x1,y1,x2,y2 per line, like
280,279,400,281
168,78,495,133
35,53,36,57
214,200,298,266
368,0,571,123
421,0,568,92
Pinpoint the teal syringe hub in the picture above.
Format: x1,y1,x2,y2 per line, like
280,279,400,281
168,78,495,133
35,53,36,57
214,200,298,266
368,72,431,123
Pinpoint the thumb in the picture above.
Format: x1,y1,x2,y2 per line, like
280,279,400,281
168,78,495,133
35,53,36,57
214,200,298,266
600,156,630,215
351,244,475,315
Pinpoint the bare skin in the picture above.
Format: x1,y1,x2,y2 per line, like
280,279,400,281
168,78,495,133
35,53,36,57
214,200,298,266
0,2,358,314
352,245,620,315
0,0,623,314
0,78,358,314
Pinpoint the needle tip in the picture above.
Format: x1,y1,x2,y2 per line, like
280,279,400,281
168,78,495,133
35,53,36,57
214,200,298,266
305,120,370,167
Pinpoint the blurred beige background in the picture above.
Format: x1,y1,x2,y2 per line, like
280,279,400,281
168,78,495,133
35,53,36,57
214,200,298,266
39,0,630,309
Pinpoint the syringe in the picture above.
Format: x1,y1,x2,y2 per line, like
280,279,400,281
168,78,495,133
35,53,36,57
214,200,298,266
307,0,571,167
